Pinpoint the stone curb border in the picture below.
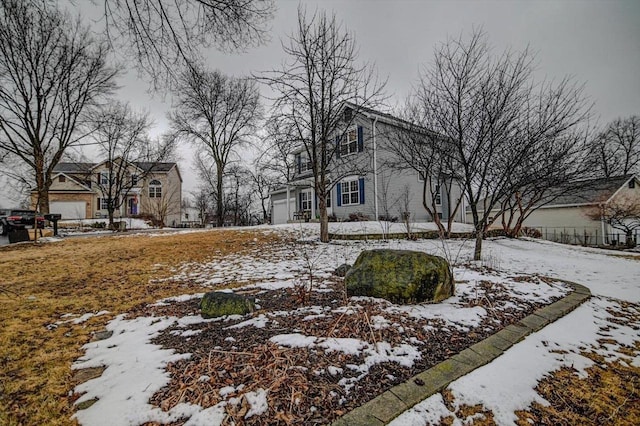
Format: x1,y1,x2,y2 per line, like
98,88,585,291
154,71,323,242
330,279,591,426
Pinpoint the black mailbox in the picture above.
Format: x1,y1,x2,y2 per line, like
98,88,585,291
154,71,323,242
44,213,62,236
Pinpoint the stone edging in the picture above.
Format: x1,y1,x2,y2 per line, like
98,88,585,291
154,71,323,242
330,280,592,426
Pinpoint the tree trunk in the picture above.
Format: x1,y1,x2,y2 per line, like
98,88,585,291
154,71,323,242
216,165,224,227
474,229,483,261
318,186,329,243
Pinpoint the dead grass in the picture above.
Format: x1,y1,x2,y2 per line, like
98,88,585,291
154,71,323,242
0,229,280,426
515,351,639,425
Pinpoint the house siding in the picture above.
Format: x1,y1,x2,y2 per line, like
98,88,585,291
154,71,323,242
272,108,466,225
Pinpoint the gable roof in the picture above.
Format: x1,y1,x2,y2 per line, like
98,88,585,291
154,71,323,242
53,161,177,174
543,174,636,207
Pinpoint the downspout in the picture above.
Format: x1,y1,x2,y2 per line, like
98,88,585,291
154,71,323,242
600,203,606,245
372,116,379,220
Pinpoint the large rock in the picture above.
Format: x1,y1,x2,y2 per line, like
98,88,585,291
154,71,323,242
345,249,454,304
200,292,255,318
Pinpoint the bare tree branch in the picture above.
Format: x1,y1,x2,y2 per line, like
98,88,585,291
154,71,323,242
0,0,118,214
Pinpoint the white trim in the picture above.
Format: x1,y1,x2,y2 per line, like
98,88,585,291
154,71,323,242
50,172,93,192
372,116,379,219
340,177,360,206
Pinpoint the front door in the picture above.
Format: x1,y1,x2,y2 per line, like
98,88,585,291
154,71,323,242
128,197,138,215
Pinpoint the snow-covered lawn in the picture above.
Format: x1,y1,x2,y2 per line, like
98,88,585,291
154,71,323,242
69,223,640,425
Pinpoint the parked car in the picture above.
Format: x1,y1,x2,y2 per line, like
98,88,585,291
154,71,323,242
0,209,45,235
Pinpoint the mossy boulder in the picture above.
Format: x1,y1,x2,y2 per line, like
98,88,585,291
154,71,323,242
200,292,255,318
345,249,454,304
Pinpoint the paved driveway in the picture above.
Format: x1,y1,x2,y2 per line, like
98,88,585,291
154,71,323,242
0,235,8,247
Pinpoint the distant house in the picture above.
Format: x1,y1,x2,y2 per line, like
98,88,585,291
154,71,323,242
36,160,183,226
269,103,466,225
469,174,640,245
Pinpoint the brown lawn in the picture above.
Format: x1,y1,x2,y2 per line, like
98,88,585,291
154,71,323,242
0,229,280,426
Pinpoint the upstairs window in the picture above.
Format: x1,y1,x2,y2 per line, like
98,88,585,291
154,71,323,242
434,185,442,205
131,174,139,186
296,154,312,174
59,175,66,183
149,180,162,198
629,180,636,189
99,172,109,185
340,128,358,156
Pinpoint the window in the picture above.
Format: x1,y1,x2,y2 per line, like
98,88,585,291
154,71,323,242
434,185,441,205
59,175,66,183
340,128,358,156
99,198,112,210
297,154,312,174
131,174,139,186
341,179,360,206
300,190,312,211
630,180,636,189
100,172,109,185
149,180,162,198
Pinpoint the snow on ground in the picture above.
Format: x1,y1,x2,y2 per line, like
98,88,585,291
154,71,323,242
387,235,640,425
60,218,152,230
70,223,640,425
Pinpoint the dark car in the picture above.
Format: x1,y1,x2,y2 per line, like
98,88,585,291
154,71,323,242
0,209,45,235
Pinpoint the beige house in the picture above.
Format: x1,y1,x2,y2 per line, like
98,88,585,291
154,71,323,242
37,160,182,226
467,175,640,245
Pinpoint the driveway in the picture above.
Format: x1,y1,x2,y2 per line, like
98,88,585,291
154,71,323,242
0,235,8,247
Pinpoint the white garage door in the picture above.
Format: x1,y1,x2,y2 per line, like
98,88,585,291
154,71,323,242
272,199,294,225
50,201,86,219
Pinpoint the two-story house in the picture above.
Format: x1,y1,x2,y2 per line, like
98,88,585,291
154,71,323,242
269,103,466,225
39,160,182,226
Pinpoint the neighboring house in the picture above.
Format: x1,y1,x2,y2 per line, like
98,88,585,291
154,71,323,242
36,160,183,226
469,174,640,245
269,103,466,225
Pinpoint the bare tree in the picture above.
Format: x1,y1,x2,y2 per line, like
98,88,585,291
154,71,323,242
88,102,174,229
141,175,181,227
586,193,640,248
384,103,463,237
413,30,590,259
590,116,640,178
0,0,118,214
192,187,212,226
99,0,274,88
170,66,261,226
259,7,386,242
250,165,277,224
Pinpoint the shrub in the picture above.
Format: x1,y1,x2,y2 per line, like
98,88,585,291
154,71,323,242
521,227,542,238
347,212,370,222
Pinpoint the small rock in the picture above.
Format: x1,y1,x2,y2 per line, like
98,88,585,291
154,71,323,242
200,292,255,319
333,263,351,277
94,330,113,341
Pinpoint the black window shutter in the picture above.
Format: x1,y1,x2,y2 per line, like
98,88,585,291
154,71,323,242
359,178,365,204
357,126,364,152
337,183,342,206
296,154,301,173
335,136,341,159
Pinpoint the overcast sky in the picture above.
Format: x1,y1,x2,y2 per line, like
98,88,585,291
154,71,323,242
2,0,639,207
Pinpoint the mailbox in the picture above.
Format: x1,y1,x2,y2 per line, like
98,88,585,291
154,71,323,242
44,213,62,236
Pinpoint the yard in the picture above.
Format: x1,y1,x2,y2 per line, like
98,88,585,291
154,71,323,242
0,224,638,425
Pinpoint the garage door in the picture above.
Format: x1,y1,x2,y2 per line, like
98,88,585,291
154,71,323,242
50,201,86,219
272,199,294,225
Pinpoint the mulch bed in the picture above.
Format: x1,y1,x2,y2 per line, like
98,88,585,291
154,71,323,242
121,271,563,425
